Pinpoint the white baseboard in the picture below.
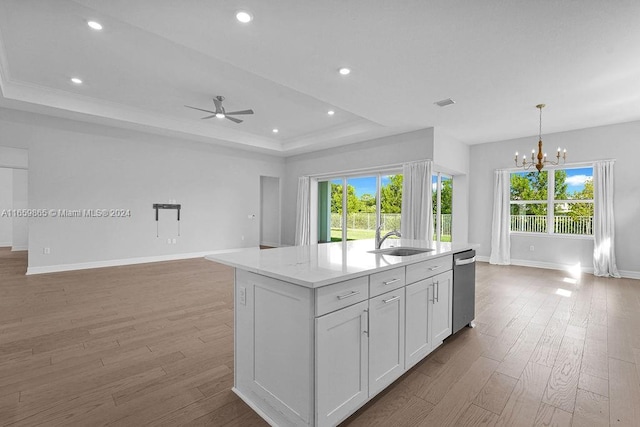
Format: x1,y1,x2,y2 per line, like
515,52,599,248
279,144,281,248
11,245,27,251
0,242,12,247
25,248,248,275
619,270,640,280
510,258,595,275
477,255,639,280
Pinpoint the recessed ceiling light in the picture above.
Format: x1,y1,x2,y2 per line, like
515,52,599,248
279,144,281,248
87,21,103,30
236,11,253,23
70,77,83,84
272,128,279,133
328,110,335,116
338,67,351,75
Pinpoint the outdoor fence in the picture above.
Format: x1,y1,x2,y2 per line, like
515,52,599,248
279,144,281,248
510,215,593,235
330,213,592,237
331,213,453,238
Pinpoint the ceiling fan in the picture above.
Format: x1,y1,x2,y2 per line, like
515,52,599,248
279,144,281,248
185,96,254,123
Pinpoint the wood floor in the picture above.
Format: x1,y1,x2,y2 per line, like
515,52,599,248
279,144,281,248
1,248,639,426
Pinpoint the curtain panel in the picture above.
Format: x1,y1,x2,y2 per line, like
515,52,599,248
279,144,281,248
490,169,511,265
401,160,433,246
593,160,620,277
294,176,311,246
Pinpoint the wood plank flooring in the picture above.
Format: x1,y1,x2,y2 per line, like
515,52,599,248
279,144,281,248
1,247,639,426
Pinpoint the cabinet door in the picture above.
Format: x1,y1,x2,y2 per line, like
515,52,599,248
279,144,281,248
431,270,453,345
316,300,369,427
368,288,405,397
405,279,432,369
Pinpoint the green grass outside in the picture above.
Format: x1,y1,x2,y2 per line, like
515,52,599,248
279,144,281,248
330,228,452,242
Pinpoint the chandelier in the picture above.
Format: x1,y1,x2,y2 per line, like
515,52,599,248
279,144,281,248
514,104,566,172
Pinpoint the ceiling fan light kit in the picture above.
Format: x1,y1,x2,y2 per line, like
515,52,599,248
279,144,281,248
185,96,254,124
514,104,566,172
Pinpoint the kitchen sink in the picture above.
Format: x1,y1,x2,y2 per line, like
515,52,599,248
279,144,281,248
368,247,434,256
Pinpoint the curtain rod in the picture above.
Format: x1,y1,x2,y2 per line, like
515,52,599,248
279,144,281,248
308,159,432,180
496,159,615,172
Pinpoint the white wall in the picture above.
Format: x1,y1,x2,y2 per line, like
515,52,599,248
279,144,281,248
260,176,281,247
433,129,470,243
0,168,13,246
0,108,285,273
12,169,28,250
282,128,435,245
469,120,640,277
0,146,28,168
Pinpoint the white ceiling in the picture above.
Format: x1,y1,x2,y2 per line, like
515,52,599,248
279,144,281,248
0,0,639,156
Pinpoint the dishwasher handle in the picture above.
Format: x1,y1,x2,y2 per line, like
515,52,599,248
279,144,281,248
455,256,476,266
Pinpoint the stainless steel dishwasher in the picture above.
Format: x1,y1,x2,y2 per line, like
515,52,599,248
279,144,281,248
452,250,476,335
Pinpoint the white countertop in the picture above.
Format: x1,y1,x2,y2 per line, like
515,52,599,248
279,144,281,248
205,239,476,288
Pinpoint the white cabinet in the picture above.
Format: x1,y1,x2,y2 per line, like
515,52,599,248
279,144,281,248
368,289,405,397
405,279,432,369
405,263,453,369
431,270,453,344
232,253,459,427
316,301,369,427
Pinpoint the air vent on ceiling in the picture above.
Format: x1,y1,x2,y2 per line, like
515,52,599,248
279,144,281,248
434,98,456,107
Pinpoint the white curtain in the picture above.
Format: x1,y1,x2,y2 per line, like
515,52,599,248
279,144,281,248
593,160,620,277
295,176,311,246
401,161,433,246
490,170,511,265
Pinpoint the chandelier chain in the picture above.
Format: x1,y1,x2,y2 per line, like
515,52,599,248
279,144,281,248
539,106,542,140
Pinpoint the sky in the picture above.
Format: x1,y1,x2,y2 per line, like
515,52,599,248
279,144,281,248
564,167,593,193
331,176,390,197
511,166,593,194
334,167,592,198
333,175,454,197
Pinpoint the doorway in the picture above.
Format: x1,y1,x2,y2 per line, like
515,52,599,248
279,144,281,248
260,176,281,248
0,167,28,252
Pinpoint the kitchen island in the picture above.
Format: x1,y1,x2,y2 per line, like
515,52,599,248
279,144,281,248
206,239,476,427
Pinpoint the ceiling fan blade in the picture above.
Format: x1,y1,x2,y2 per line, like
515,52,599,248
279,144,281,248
225,116,243,123
201,115,217,119
225,109,254,115
185,105,217,114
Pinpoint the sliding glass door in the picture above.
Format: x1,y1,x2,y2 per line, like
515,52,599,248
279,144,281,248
318,172,402,243
432,173,453,243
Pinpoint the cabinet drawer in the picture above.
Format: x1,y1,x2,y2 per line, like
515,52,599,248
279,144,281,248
369,267,405,298
406,255,453,284
315,276,369,317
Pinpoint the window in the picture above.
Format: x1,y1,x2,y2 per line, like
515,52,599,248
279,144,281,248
509,167,593,235
318,172,402,243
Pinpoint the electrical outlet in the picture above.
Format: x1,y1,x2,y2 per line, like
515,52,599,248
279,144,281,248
43,247,50,255
167,238,171,244
529,245,535,252
238,287,246,305
172,238,176,244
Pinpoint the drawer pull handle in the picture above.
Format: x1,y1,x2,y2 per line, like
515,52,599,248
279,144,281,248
383,278,399,286
337,290,360,300
428,266,441,271
383,295,400,304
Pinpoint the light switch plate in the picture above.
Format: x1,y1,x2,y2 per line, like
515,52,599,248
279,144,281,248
238,287,246,305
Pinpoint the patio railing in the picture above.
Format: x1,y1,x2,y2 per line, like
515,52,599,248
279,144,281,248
510,215,593,235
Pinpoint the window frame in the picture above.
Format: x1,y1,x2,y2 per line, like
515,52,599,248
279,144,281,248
509,165,594,238
319,169,402,243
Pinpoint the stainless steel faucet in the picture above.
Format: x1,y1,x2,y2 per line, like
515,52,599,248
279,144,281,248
375,225,401,249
